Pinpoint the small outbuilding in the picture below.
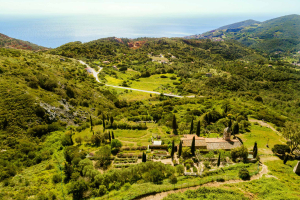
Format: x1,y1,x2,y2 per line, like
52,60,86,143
205,73,212,77
153,141,162,145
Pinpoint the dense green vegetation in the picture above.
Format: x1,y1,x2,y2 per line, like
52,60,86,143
187,14,300,55
1,29,300,200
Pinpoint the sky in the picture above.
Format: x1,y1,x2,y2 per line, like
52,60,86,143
1,0,300,17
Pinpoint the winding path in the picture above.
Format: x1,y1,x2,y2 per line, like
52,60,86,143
78,60,196,98
136,164,269,200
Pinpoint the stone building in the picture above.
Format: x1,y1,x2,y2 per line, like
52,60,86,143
180,127,242,151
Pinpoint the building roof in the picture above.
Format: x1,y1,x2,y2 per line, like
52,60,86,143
180,134,242,150
205,138,242,150
153,141,162,145
182,134,207,147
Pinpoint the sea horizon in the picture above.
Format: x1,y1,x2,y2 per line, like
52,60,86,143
0,13,282,48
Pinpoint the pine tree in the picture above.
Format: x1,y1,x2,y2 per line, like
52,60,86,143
112,131,115,139
178,140,182,158
191,136,195,156
217,153,221,167
171,140,175,160
109,131,111,142
224,104,228,114
196,121,201,137
189,119,194,134
172,115,178,135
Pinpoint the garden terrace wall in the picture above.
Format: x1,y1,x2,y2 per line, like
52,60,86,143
149,145,168,150
121,146,147,151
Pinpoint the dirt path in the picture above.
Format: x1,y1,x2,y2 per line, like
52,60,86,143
78,60,196,98
249,119,279,134
136,164,268,200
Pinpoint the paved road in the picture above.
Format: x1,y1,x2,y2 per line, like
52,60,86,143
79,60,196,98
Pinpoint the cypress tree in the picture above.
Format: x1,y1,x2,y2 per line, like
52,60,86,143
232,122,239,137
253,142,258,158
191,136,195,156
110,116,114,125
142,152,146,162
172,115,178,135
90,116,93,132
108,131,111,142
103,118,105,130
217,153,221,167
284,153,289,164
178,140,182,158
228,120,232,129
112,131,115,139
171,140,175,160
189,119,194,134
196,121,201,137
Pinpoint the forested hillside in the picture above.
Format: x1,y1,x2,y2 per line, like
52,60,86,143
0,33,48,51
186,14,300,54
1,35,300,199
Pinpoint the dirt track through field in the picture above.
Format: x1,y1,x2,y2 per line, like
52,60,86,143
78,60,197,98
135,164,269,200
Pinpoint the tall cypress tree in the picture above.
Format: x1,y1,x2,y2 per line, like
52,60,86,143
228,120,232,129
191,136,195,156
102,118,105,130
112,131,115,139
142,152,146,162
110,116,114,125
108,131,111,142
90,116,93,132
284,153,289,164
196,121,201,137
171,140,175,160
172,115,178,135
178,140,182,158
217,153,221,167
232,122,239,138
189,119,194,134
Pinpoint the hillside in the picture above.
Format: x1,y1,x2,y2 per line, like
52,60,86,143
185,14,300,54
1,36,300,199
217,19,260,30
0,33,48,51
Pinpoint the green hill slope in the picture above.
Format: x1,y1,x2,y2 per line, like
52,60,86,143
0,33,48,51
186,14,300,54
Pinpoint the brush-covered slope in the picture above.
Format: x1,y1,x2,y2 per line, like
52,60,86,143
0,33,48,51
0,47,117,181
186,14,300,54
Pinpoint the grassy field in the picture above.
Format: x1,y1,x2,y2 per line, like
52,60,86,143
237,122,286,154
97,162,259,200
219,160,300,200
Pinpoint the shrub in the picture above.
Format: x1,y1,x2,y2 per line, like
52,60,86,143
203,161,210,169
216,177,225,182
272,144,290,154
253,95,263,102
52,174,62,184
231,145,248,162
239,168,250,180
176,164,184,175
186,164,191,170
193,166,198,173
160,75,167,78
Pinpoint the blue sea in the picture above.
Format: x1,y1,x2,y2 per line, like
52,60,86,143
0,14,278,48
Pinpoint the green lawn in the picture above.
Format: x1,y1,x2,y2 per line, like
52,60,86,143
237,123,286,155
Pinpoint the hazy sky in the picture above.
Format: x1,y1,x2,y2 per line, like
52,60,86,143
1,0,299,17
